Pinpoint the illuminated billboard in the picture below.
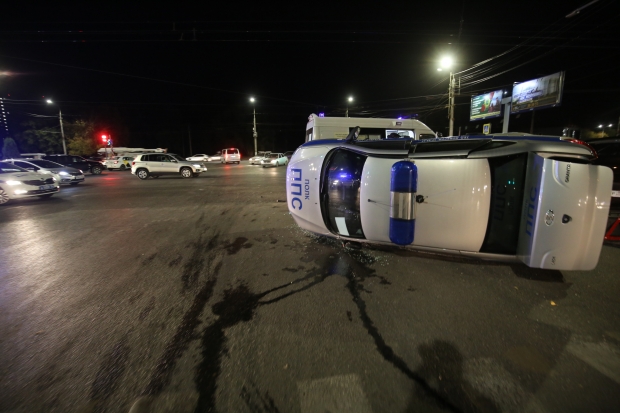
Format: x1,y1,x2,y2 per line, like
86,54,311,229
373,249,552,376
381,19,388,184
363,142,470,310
470,89,503,121
511,71,565,114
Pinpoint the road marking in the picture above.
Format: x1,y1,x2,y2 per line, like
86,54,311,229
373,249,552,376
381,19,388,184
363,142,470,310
566,336,620,385
297,374,373,413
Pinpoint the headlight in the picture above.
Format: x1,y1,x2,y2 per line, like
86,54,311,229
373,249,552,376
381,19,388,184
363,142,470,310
6,180,21,186
14,189,27,194
59,171,69,176
79,170,84,173
193,164,201,168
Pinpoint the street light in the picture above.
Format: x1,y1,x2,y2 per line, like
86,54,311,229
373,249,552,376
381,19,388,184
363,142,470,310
250,97,257,156
46,99,67,154
438,56,455,136
346,96,353,118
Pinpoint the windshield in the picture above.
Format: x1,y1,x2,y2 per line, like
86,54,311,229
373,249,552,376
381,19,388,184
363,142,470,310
268,154,279,159
171,155,186,161
0,161,28,173
480,153,528,254
28,160,65,168
320,149,367,238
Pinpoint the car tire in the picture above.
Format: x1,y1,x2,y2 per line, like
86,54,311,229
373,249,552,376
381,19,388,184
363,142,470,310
91,165,103,175
120,164,126,170
0,188,10,205
136,169,149,180
180,167,193,178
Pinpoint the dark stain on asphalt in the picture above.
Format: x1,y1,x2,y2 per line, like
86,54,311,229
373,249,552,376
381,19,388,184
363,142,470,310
346,310,353,321
168,255,182,267
128,291,144,305
182,234,220,291
408,286,417,292
510,265,564,283
90,336,130,408
142,253,157,265
194,284,262,412
225,237,252,255
221,209,228,215
241,383,281,413
410,341,500,413
143,277,218,397
138,297,156,321
283,265,305,273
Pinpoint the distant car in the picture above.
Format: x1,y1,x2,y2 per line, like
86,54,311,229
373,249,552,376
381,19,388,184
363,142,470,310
207,153,222,162
221,148,241,164
0,161,60,205
186,154,209,162
131,153,206,180
249,151,271,165
3,159,85,185
43,154,106,175
261,153,288,168
587,137,620,210
102,156,134,171
287,134,614,270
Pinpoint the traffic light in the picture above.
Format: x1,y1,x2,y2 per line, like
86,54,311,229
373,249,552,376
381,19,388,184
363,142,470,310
101,134,107,142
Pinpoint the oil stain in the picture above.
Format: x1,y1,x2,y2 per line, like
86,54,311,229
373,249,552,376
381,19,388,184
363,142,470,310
181,234,219,291
138,297,156,322
168,255,182,267
225,237,252,255
346,310,353,321
141,253,157,265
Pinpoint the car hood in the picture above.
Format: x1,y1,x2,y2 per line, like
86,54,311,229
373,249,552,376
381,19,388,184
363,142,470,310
286,146,330,235
1,171,51,181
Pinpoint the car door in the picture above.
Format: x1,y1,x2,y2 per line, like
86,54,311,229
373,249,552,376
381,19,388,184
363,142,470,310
13,160,39,173
160,155,179,174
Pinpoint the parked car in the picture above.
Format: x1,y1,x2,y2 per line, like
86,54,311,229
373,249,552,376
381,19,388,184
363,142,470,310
102,156,134,171
249,151,271,165
261,153,288,168
207,153,222,162
286,134,614,270
587,137,620,211
186,154,209,162
0,161,59,205
3,159,84,185
221,148,241,164
131,153,206,180
43,154,106,175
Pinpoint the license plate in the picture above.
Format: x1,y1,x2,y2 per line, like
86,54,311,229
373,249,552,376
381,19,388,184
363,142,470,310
74,175,84,179
39,184,54,190
612,190,620,198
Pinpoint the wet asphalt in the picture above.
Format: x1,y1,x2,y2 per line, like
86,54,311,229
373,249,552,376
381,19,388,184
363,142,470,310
1,161,619,413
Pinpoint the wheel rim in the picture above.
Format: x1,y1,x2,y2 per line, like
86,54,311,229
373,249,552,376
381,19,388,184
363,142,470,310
93,167,101,174
181,168,192,178
0,189,9,205
138,170,148,179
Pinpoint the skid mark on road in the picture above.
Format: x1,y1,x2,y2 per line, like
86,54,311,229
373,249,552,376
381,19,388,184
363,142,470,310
90,335,131,409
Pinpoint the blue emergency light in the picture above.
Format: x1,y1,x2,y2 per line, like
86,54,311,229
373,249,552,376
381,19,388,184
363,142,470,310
389,160,417,245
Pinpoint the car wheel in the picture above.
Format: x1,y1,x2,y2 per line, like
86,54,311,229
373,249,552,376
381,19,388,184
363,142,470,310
136,169,149,180
120,164,126,170
91,165,102,175
0,188,10,205
180,167,193,178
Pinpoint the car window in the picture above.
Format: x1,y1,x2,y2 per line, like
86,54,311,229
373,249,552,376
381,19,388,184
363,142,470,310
14,161,36,170
320,148,367,239
171,155,185,161
0,161,28,173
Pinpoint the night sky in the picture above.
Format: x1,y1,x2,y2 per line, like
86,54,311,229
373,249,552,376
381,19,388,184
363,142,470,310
1,0,618,156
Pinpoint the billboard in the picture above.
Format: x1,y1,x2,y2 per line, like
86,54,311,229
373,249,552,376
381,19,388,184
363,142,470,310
511,71,565,114
470,89,504,121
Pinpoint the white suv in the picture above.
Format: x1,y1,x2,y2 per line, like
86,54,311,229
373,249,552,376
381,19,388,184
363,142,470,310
131,153,206,180
221,148,241,164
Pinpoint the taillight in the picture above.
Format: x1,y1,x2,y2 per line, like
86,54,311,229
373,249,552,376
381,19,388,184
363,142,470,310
132,161,135,165
564,138,598,159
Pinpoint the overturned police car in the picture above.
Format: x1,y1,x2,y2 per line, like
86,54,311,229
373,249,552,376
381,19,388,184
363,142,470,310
286,133,613,270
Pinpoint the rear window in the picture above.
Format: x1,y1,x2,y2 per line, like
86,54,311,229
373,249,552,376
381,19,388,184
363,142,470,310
320,149,367,238
480,153,528,254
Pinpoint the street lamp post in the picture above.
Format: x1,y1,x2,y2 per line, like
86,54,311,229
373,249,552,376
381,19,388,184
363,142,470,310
250,97,257,156
46,99,67,155
346,96,353,117
438,57,455,136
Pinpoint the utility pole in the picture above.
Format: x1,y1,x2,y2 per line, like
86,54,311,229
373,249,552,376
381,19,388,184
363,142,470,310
448,72,455,136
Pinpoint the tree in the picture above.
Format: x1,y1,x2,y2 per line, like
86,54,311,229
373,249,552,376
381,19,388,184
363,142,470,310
2,137,21,158
64,120,98,155
14,120,64,154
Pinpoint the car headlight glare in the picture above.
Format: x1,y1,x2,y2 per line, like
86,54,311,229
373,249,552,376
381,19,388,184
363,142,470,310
14,189,27,194
193,164,201,168
6,180,21,186
59,171,69,176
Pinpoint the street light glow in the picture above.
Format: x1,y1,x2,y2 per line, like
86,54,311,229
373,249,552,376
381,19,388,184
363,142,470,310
348,96,353,102
46,99,53,104
440,56,453,68
250,97,255,103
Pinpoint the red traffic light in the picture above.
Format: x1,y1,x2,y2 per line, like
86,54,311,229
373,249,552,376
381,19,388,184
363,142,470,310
101,134,108,142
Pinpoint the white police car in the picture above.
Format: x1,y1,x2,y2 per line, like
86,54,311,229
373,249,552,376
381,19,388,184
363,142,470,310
286,133,614,270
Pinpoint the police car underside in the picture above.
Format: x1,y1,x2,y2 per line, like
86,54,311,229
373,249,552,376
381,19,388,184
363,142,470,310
287,136,613,270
